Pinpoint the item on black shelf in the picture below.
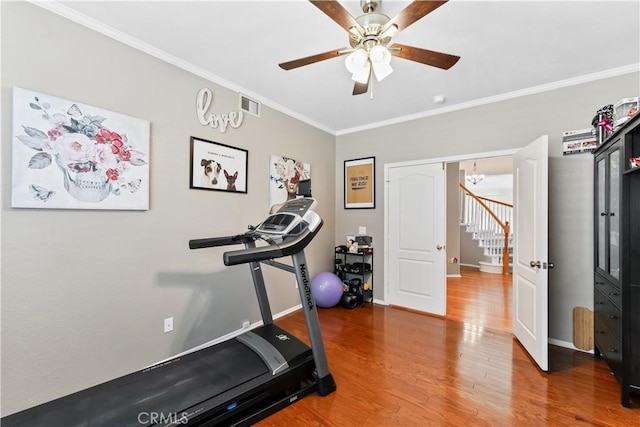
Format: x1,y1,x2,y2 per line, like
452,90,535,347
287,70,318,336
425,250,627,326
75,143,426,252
335,245,347,253
613,97,639,129
341,280,364,309
592,104,614,144
341,293,359,309
354,235,373,247
348,278,362,291
347,263,372,274
342,280,350,292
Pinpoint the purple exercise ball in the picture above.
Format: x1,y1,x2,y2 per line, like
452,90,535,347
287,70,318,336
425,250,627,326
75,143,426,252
311,272,343,308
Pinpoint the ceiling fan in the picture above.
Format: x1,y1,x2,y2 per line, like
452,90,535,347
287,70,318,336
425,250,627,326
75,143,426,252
279,0,460,96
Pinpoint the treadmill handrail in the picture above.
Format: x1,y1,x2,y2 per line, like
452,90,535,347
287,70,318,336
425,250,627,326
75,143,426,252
223,220,323,266
189,233,255,249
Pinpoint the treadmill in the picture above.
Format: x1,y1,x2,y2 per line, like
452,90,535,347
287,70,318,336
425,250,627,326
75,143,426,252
1,197,336,426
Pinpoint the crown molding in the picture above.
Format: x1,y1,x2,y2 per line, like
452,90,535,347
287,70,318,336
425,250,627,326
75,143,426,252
336,64,640,136
28,0,336,135
28,1,639,138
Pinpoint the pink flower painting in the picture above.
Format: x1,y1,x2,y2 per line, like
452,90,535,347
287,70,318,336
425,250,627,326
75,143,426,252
11,87,150,210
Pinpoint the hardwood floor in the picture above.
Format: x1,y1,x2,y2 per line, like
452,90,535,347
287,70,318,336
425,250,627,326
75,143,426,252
446,265,512,332
258,279,639,426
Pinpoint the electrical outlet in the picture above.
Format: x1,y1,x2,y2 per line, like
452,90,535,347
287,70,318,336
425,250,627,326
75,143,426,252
164,317,173,333
242,320,250,329
358,226,366,235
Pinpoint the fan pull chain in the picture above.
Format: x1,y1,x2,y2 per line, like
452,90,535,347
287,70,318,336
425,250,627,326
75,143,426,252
370,77,374,100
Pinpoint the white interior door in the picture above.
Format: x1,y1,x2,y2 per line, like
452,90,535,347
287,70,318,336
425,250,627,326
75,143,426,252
512,135,549,371
387,162,446,315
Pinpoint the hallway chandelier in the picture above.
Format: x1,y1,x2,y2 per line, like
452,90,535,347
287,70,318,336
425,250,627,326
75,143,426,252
466,162,485,185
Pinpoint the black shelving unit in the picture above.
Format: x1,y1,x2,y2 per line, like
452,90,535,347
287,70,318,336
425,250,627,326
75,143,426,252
593,111,640,408
334,247,373,303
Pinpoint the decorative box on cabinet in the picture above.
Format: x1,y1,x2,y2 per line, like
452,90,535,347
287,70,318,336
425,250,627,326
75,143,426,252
593,111,640,407
334,247,373,303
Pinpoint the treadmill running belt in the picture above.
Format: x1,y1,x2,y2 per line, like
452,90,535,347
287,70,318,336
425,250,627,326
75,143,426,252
3,339,269,427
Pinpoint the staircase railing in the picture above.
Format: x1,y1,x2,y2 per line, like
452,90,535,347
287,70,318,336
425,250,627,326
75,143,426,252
459,183,513,275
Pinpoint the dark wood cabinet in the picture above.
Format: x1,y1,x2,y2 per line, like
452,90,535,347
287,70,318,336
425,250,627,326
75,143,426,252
593,112,640,407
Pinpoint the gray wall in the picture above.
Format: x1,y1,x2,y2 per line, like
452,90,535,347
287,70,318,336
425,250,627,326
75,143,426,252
548,155,595,344
460,224,486,267
335,71,640,343
1,2,335,416
446,163,460,276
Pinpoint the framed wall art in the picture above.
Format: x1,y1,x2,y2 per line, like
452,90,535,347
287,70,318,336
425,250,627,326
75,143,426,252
189,136,248,193
11,87,150,210
344,156,375,209
268,154,310,214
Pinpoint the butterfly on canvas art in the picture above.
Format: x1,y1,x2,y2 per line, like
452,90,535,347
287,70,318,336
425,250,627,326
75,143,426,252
67,103,82,118
29,184,55,202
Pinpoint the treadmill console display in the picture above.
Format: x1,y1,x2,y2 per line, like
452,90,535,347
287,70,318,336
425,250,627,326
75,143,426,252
255,198,320,237
276,197,316,215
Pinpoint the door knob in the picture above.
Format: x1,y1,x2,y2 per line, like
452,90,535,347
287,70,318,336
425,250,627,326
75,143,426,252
530,260,541,268
436,244,443,250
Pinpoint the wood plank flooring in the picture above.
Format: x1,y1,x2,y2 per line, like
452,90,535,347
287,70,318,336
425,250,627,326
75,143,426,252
258,267,639,426
446,265,512,332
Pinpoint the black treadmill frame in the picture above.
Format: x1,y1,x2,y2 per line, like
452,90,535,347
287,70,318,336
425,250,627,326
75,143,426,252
1,200,336,426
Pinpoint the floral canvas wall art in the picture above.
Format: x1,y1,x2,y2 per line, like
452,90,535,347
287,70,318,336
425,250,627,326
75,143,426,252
269,155,311,214
11,87,150,210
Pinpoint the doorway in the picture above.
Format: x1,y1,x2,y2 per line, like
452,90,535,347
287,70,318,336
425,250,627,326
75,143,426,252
385,137,550,371
384,149,517,323
448,156,514,332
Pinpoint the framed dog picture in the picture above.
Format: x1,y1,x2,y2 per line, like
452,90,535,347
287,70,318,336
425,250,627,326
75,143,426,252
189,136,248,193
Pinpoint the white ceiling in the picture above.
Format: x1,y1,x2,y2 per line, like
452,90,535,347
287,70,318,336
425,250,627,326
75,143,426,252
44,1,640,135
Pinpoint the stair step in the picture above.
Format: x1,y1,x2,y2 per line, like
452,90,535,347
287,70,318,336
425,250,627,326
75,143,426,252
478,261,504,274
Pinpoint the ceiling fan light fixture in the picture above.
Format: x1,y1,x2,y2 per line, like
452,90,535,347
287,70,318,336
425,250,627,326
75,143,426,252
345,48,368,74
369,45,392,81
279,0,460,96
348,25,362,39
351,60,371,83
369,44,390,64
372,59,393,81
379,23,398,40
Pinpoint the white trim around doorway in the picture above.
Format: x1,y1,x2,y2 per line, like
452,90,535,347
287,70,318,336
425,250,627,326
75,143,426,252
383,148,518,305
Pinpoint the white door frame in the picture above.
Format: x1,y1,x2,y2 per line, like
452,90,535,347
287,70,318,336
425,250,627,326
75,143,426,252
383,149,518,305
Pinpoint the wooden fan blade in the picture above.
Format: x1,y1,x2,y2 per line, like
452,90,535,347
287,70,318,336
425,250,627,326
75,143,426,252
310,0,364,33
382,1,448,33
279,48,349,70
390,43,460,70
352,72,371,96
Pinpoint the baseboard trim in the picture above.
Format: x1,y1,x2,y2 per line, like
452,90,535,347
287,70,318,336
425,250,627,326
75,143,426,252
150,304,303,366
460,263,480,269
447,274,462,278
388,304,446,319
549,338,594,354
